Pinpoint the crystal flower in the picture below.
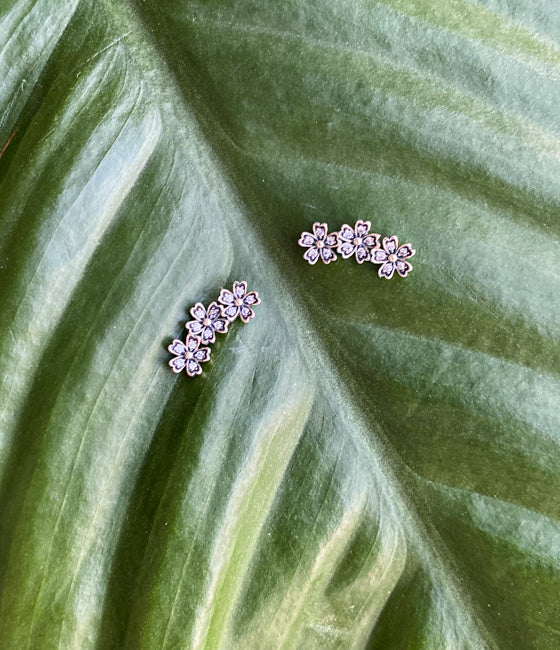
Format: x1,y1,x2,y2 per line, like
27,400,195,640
337,220,380,263
185,301,228,344
168,335,211,376
298,222,338,264
371,236,415,279
219,281,261,323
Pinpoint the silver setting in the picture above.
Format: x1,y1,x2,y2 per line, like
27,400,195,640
337,220,380,263
168,335,211,376
219,281,261,323
371,236,415,279
185,301,229,344
298,222,339,264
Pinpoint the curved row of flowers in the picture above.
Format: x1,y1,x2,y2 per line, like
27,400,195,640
298,220,416,279
168,281,260,377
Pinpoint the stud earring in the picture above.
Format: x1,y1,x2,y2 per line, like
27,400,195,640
168,281,261,376
298,220,416,279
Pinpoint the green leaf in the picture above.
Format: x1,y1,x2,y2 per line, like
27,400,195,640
0,0,559,648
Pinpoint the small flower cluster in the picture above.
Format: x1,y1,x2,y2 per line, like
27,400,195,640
298,220,415,279
168,281,260,377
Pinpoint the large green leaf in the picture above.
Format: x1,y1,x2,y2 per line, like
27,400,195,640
0,0,559,648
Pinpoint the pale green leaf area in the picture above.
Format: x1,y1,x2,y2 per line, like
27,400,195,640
0,0,559,648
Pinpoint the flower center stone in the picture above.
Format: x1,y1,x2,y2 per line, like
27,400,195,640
388,254,397,263
316,240,324,249
185,351,193,359
203,318,212,326
353,237,362,246
234,298,244,307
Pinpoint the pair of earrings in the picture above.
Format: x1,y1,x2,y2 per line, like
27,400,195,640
168,220,415,377
298,220,415,279
168,281,261,376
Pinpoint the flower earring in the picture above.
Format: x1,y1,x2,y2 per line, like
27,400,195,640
337,220,380,263
168,336,211,377
168,281,261,376
297,222,339,264
371,236,415,279
298,221,415,278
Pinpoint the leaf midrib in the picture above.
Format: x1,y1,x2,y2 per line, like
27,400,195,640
95,0,497,646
